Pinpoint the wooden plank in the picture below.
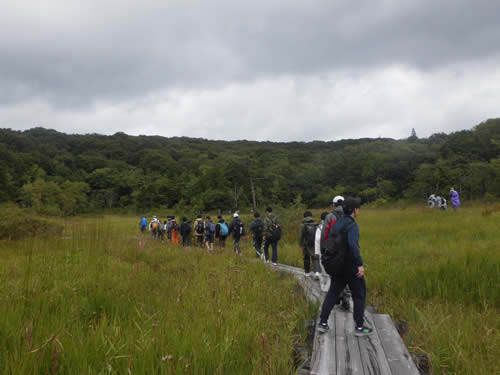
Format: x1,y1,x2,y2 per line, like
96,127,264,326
336,308,364,375
310,315,336,375
357,311,393,375
372,314,420,375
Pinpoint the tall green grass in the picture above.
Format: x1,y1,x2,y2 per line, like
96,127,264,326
0,216,315,374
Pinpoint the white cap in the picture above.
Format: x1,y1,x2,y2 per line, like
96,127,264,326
233,213,239,217
332,195,344,204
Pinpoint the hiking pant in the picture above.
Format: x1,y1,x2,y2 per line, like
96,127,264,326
233,238,241,254
218,236,226,248
253,236,262,255
303,250,321,274
182,235,190,247
263,239,278,263
319,271,366,328
196,235,204,247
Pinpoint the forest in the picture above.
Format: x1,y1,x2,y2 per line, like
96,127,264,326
0,118,499,216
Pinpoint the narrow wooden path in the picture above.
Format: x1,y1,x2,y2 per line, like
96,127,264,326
270,263,420,375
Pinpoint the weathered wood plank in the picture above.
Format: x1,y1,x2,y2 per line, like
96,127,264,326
357,311,393,375
372,314,420,375
310,314,336,375
336,308,364,375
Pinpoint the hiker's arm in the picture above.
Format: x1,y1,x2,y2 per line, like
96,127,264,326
347,224,363,266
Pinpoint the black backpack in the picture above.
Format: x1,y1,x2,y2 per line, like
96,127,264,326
271,223,281,241
303,222,318,249
196,221,204,234
321,222,354,276
253,220,264,237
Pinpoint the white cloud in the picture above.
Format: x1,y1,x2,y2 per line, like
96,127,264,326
2,59,499,141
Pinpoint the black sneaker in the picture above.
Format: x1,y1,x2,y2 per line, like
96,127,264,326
354,325,373,337
317,322,329,334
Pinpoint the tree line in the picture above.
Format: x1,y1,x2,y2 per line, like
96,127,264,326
0,119,499,216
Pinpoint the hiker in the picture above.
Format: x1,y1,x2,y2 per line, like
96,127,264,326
316,211,330,292
449,187,460,211
228,212,245,255
321,195,344,246
318,197,373,337
215,215,229,248
139,216,147,233
166,217,172,242
299,211,321,279
321,195,350,309
204,216,215,252
438,196,447,210
250,212,264,257
193,215,205,247
170,216,179,244
263,206,280,265
179,217,191,247
149,216,160,239
159,220,166,241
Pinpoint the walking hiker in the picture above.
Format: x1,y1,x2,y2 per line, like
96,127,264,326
204,216,215,252
316,211,330,292
193,215,205,247
228,212,245,255
159,220,166,241
170,216,180,244
180,217,191,247
318,197,373,337
250,212,264,257
263,206,280,265
139,216,147,233
299,211,321,279
215,215,229,248
321,195,350,309
449,187,460,211
149,216,160,239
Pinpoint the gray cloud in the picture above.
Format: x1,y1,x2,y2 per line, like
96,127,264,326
1,1,499,140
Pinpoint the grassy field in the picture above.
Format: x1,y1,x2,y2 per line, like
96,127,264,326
1,205,499,374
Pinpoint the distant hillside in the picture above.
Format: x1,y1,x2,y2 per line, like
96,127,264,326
0,119,499,215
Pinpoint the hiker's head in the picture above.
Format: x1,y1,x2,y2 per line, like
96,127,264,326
320,211,328,221
206,216,210,220
197,214,202,219
254,212,260,218
303,210,312,218
343,197,361,217
233,212,239,218
182,217,187,222
332,195,344,207
266,206,272,214
217,215,222,220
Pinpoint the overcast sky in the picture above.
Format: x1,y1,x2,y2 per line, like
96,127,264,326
1,0,499,142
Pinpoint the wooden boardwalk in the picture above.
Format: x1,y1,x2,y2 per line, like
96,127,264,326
270,263,420,375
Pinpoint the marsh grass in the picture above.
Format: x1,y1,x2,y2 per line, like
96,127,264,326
1,207,499,374
0,216,315,374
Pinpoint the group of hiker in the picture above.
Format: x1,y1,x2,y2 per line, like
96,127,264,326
427,187,461,211
139,207,282,263
298,195,373,337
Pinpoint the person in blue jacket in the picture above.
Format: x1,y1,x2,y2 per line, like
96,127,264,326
317,197,373,337
139,216,147,233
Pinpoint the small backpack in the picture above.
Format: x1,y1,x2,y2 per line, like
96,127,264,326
219,222,229,236
253,220,264,236
321,222,354,276
152,221,158,231
196,221,204,234
208,221,216,234
271,223,281,241
303,222,318,249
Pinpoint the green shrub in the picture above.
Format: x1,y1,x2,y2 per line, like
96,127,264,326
0,203,63,240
